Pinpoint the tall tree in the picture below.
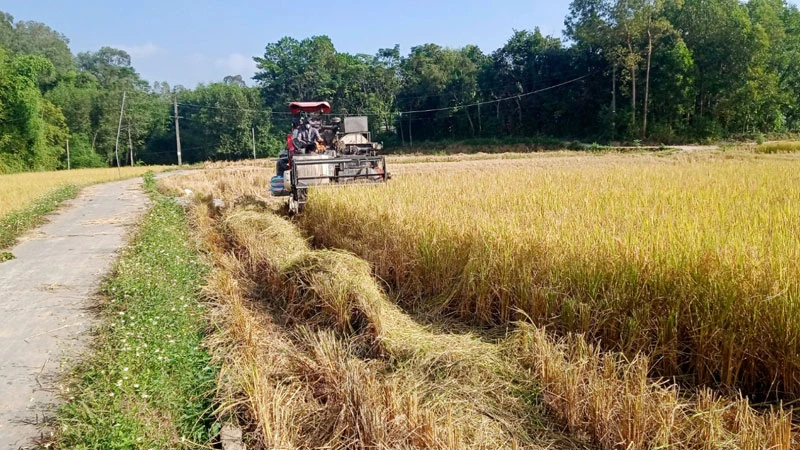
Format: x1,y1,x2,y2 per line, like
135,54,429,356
0,50,66,172
8,20,73,75
639,0,677,137
254,36,337,107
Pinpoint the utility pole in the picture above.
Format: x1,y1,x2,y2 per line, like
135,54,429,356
127,119,134,166
114,91,126,178
251,127,256,159
478,103,482,137
611,64,617,142
399,113,405,147
66,138,70,170
408,115,413,147
173,97,182,167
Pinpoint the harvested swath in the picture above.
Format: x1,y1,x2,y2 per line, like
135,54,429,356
509,323,795,450
223,209,498,364
212,207,560,449
204,216,470,449
208,258,472,449
222,208,308,272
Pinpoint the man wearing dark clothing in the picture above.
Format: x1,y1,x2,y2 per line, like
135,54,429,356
276,149,289,176
294,121,321,153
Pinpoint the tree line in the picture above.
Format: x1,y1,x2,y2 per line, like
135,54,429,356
258,0,800,144
1,0,799,173
0,12,270,173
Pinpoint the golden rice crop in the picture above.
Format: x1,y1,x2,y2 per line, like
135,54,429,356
298,152,800,398
0,166,169,218
509,324,795,450
167,153,799,449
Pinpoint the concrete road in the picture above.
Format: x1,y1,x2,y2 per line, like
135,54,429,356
0,177,151,449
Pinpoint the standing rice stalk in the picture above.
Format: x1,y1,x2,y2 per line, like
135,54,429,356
298,153,800,398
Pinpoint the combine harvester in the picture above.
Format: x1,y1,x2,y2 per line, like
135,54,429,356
270,101,389,213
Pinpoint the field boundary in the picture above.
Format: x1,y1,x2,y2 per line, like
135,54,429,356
0,185,79,250
52,174,219,448
0,167,172,252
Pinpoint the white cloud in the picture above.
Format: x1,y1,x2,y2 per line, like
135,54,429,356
184,52,211,65
114,43,168,59
175,52,257,87
214,53,257,77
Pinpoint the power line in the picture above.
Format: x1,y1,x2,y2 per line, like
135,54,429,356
398,75,589,115
393,71,585,103
177,102,287,114
177,102,383,117
174,74,590,119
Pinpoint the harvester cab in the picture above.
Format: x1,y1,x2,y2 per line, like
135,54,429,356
270,101,389,214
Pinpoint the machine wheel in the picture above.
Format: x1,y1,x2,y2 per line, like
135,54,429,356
288,187,307,214
288,197,300,214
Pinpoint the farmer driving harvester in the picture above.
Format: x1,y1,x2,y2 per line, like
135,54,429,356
276,118,323,176
294,119,321,153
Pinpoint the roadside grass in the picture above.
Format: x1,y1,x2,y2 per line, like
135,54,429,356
53,174,218,449
0,166,168,217
0,185,78,249
0,166,170,250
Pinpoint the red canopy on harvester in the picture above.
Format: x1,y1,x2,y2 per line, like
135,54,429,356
289,101,331,114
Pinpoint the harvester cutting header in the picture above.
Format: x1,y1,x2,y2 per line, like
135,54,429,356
270,101,389,213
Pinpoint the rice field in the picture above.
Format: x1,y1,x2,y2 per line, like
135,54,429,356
299,151,800,398
161,149,800,449
0,166,169,218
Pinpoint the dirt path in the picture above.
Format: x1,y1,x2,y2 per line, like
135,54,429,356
673,144,719,152
0,177,152,449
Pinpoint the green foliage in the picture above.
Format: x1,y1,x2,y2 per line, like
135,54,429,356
7,20,73,75
0,48,67,173
66,133,107,168
76,47,138,88
4,0,800,168
173,82,271,162
54,174,217,448
254,36,338,106
756,141,800,153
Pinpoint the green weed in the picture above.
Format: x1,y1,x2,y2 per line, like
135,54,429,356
53,174,217,449
756,141,800,153
0,185,78,249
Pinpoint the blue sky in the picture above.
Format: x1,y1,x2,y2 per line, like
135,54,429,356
1,0,572,88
